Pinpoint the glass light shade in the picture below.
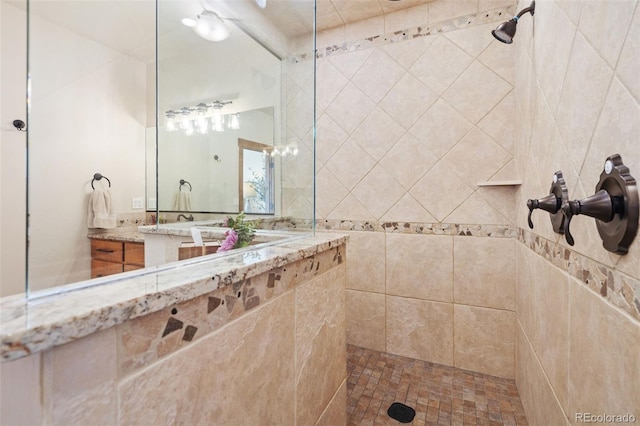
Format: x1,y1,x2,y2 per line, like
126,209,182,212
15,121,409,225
181,18,196,27
228,113,240,130
212,114,224,132
165,112,177,132
194,11,230,42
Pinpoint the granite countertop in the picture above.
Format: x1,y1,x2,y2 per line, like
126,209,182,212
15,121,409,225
0,232,348,362
88,226,145,243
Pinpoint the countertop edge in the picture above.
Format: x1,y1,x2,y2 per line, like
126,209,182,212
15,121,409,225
0,233,349,362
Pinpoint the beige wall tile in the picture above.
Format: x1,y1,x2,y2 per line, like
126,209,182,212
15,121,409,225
118,293,296,425
43,328,118,426
315,379,347,426
616,5,640,101
345,15,385,42
578,0,635,69
345,231,385,293
429,0,478,25
532,262,570,411
386,295,454,365
0,353,42,426
516,322,569,426
555,33,614,175
352,165,406,219
386,234,453,302
379,133,438,191
454,237,515,310
351,49,406,103
409,35,473,95
346,289,386,351
454,305,515,378
409,162,475,222
296,266,347,426
568,281,640,418
384,3,430,33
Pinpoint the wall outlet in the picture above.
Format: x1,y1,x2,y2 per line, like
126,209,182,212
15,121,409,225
131,197,144,209
147,197,157,209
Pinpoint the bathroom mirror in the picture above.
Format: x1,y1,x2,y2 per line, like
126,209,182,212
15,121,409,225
148,107,276,215
13,0,316,296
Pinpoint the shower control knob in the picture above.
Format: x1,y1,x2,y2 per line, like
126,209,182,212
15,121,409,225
561,190,620,246
525,171,569,233
526,194,561,229
561,154,638,254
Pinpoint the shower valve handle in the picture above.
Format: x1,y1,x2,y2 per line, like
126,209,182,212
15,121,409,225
526,194,561,229
561,190,620,246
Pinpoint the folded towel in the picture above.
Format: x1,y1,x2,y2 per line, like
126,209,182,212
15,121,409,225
87,188,117,229
174,190,192,211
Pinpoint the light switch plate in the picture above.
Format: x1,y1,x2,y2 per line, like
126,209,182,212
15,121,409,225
132,197,144,209
147,197,157,209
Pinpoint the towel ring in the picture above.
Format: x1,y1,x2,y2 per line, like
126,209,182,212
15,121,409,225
179,179,192,191
91,173,111,189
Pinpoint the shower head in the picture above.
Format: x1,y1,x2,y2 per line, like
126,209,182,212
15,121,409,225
492,19,518,43
492,1,535,44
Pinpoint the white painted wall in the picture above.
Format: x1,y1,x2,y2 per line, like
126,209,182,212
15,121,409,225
0,3,149,294
1,2,28,297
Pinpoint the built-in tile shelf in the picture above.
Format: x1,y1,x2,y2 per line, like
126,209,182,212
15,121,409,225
476,180,522,187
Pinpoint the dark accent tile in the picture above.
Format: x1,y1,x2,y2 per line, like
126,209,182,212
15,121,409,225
182,325,197,341
207,297,222,313
161,317,183,337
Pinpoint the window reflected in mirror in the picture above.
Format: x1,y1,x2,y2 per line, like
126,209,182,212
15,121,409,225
239,139,274,214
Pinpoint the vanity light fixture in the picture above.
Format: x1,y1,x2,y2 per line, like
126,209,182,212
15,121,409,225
164,100,237,135
183,10,231,42
491,0,535,44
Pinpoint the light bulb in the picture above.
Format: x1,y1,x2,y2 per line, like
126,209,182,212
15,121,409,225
195,103,209,134
213,114,224,132
228,113,240,130
165,111,177,132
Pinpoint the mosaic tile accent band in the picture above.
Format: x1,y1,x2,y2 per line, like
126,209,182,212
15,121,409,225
518,228,640,321
316,219,516,238
317,6,514,59
117,245,346,376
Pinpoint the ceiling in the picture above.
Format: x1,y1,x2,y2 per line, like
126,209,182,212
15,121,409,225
5,0,437,62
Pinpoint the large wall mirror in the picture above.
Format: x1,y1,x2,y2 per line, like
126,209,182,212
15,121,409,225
1,0,316,297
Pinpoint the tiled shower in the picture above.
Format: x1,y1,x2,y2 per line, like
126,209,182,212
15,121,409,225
314,0,639,424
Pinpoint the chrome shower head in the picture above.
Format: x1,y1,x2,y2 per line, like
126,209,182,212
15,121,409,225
492,1,535,44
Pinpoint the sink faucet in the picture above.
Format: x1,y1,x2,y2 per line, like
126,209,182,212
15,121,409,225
177,213,194,222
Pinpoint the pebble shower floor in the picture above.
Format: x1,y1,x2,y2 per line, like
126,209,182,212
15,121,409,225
346,345,528,425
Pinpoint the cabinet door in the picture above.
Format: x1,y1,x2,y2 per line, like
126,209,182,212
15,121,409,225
91,240,123,263
124,242,145,266
91,259,123,278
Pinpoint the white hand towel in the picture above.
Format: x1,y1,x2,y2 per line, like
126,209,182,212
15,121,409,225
173,190,192,211
87,188,117,229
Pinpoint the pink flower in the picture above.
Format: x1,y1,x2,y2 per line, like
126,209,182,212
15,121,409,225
218,229,238,252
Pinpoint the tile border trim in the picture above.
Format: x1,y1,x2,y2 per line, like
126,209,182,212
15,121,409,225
517,227,640,322
290,5,516,63
316,219,516,238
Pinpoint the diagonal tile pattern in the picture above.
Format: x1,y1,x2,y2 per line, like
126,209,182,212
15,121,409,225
316,11,516,225
318,8,517,224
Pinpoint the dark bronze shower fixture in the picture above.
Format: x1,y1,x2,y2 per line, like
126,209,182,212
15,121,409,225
526,171,569,234
492,1,535,44
562,154,638,254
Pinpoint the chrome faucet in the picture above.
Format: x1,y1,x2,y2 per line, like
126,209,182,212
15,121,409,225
177,213,194,222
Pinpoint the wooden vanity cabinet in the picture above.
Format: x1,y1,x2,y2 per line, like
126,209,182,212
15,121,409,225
90,240,145,278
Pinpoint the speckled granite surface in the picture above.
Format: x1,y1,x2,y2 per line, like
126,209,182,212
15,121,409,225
0,232,348,362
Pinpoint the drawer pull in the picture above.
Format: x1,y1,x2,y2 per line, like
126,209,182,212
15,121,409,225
96,248,115,253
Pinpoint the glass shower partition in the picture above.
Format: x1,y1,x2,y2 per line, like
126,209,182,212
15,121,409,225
21,0,316,298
